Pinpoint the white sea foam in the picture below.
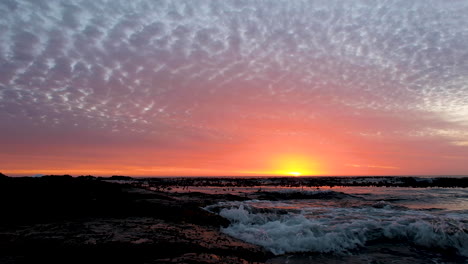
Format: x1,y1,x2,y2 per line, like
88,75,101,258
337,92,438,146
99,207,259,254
209,201,468,256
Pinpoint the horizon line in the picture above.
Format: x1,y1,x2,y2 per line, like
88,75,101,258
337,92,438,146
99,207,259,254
3,173,468,178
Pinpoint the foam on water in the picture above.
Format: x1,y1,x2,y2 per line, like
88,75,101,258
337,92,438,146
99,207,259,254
206,198,468,257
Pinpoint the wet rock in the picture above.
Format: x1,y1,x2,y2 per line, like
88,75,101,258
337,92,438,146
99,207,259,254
0,177,271,263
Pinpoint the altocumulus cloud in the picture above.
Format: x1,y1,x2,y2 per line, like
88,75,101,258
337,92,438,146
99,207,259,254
0,0,468,150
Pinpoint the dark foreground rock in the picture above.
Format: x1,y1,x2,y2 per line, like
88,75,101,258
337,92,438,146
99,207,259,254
0,217,269,264
0,176,271,264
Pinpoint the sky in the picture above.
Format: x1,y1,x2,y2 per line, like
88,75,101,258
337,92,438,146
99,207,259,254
1,0,468,177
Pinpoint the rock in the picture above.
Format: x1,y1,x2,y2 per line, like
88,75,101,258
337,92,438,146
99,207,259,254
0,177,272,263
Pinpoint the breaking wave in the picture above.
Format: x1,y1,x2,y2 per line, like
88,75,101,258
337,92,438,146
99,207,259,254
207,201,468,257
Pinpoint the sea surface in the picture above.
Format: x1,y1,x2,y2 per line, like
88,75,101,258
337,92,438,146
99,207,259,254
196,186,468,263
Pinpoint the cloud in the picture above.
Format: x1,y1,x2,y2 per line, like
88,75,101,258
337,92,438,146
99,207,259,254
1,0,468,175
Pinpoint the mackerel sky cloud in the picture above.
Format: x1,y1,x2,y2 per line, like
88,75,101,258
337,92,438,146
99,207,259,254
1,0,468,176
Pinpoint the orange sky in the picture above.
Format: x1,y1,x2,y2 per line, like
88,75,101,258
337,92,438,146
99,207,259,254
2,120,467,176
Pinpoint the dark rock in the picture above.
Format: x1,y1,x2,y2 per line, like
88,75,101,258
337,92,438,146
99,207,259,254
109,175,134,181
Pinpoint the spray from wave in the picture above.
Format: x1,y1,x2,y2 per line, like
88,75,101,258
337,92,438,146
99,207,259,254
205,191,468,257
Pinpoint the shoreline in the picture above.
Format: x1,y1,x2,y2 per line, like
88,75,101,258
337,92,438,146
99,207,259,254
1,174,467,263
0,175,271,264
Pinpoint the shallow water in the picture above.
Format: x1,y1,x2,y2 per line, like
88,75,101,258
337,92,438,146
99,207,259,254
202,186,468,263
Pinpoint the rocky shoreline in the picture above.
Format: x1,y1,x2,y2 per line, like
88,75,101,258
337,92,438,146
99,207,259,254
1,174,467,264
0,175,271,264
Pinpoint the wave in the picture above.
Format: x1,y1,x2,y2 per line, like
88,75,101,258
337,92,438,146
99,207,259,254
205,201,302,216
367,201,409,210
209,202,468,257
256,189,359,200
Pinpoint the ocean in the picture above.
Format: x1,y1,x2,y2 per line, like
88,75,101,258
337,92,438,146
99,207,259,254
196,185,468,263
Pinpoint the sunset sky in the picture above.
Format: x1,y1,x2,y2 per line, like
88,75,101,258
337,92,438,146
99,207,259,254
1,0,468,176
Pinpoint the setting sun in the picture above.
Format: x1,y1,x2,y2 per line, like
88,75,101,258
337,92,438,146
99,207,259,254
270,154,321,176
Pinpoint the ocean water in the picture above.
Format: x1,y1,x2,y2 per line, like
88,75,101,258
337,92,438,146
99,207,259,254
203,186,468,263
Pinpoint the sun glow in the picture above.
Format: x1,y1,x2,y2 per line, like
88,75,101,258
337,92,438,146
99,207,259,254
271,154,320,176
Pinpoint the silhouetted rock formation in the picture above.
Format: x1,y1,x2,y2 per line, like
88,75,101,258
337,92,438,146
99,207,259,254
109,175,134,181
0,176,230,226
0,176,269,264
